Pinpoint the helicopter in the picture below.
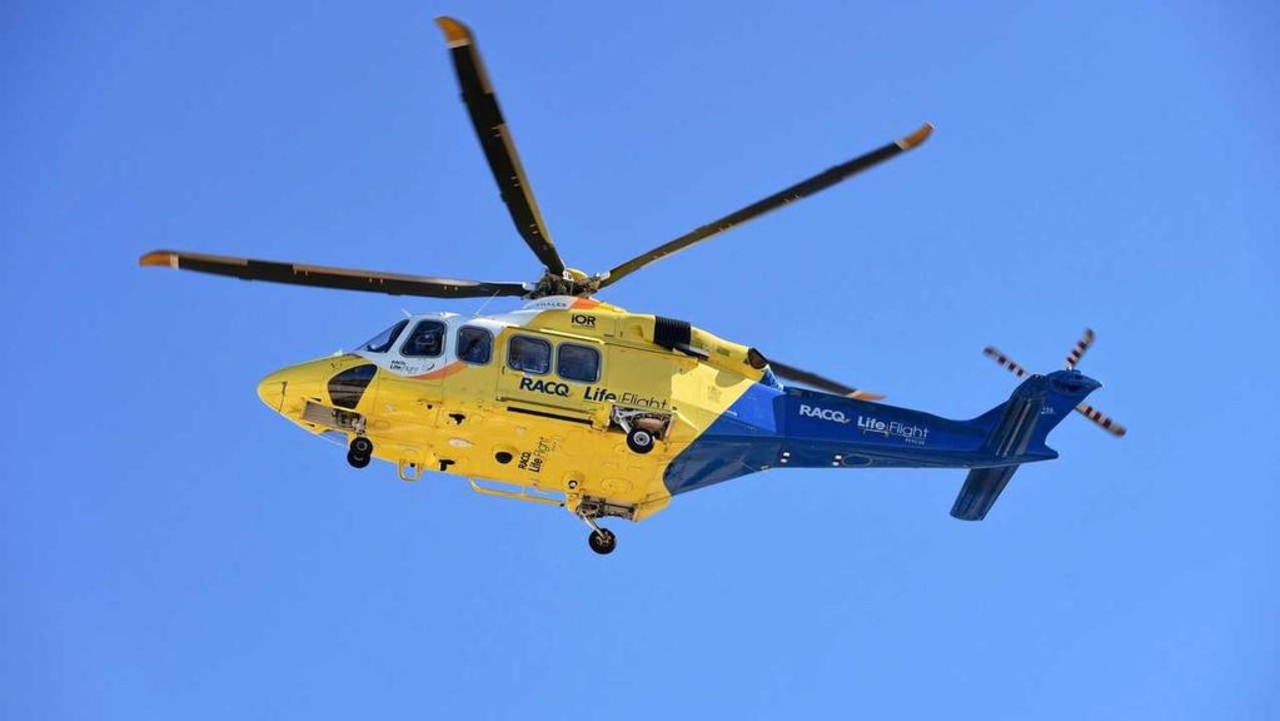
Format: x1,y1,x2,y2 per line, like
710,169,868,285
140,17,1125,555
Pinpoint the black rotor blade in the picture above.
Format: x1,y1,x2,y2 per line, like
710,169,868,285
435,17,565,276
768,358,884,401
599,123,933,289
140,250,531,299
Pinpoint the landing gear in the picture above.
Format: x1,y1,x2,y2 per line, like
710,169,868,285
347,436,373,469
626,427,655,454
577,508,619,556
610,407,671,455
588,528,617,555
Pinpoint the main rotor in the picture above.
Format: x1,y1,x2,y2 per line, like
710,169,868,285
141,16,931,301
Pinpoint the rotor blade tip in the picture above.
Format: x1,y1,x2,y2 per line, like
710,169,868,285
850,391,887,401
139,251,177,268
897,122,934,150
434,16,472,45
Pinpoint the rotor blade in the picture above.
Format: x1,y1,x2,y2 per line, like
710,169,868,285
983,346,1034,379
435,17,565,276
140,250,531,299
768,359,885,401
1065,327,1096,370
1075,403,1127,437
598,123,933,289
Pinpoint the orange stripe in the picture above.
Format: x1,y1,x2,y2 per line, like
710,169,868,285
571,298,601,310
412,362,468,380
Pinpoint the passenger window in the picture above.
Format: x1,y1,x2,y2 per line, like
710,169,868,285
402,320,446,358
457,326,493,365
557,344,600,383
508,335,551,374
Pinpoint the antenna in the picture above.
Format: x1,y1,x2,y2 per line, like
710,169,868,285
472,290,503,318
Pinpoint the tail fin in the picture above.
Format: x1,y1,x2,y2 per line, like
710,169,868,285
951,465,1021,521
950,387,1047,521
950,371,1101,521
951,329,1125,521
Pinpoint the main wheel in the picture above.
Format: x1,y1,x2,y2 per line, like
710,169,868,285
626,428,655,454
346,450,371,469
350,436,374,456
588,528,617,555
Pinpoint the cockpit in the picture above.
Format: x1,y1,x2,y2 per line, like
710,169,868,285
357,320,410,354
355,317,452,357
353,315,494,368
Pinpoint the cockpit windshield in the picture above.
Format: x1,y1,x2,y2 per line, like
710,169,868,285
357,319,409,354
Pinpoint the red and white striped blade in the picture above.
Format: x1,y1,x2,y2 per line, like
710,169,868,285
1065,328,1096,370
1075,403,1127,437
983,346,1033,379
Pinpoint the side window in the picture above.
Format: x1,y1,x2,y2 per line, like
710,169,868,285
557,344,600,383
457,326,493,365
402,320,446,358
508,335,551,374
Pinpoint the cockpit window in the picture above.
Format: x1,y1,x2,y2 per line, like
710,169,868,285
358,320,408,354
402,320,447,358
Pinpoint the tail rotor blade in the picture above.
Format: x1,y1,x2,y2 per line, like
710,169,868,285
1075,403,1127,437
983,346,1033,379
1065,328,1096,370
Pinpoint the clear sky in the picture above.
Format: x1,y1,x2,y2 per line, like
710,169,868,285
3,1,1276,718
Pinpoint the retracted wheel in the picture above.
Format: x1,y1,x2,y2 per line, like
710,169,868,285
626,427,655,454
588,528,617,555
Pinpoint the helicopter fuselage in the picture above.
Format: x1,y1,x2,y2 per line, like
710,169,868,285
256,296,1099,525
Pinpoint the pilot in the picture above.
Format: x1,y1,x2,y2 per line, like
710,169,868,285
408,325,443,356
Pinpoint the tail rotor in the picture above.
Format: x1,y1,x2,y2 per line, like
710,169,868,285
984,328,1127,438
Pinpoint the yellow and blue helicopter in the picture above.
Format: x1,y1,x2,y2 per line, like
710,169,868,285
141,17,1125,554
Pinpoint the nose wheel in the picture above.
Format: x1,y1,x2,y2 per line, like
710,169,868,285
347,436,373,469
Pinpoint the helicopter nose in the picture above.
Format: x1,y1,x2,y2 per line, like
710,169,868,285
255,362,322,413
255,356,372,416
257,370,289,412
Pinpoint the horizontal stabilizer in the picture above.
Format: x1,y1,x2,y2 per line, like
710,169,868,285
950,465,1021,521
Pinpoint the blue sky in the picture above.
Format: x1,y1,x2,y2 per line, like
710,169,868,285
3,1,1276,718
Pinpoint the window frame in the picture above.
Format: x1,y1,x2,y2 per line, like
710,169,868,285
456,325,494,366
506,334,553,375
556,342,602,383
400,319,448,359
